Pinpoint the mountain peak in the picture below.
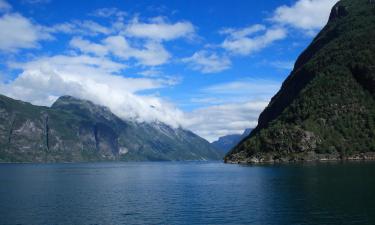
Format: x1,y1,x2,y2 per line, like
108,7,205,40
328,2,349,21
52,95,95,108
55,95,77,101
52,95,119,123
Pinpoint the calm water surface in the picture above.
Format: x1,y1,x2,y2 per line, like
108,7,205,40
0,161,374,225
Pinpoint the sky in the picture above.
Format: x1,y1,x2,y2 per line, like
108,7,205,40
0,0,338,142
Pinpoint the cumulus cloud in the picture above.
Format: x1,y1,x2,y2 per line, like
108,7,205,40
185,101,268,142
216,0,337,56
0,0,195,67
49,14,195,42
0,1,52,52
69,37,109,56
124,17,195,41
0,13,51,51
105,36,171,66
182,50,231,73
1,54,184,127
69,37,108,56
271,0,338,33
221,25,287,55
70,36,171,66
68,17,196,66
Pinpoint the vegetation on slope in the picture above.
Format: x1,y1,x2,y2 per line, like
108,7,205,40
226,0,375,163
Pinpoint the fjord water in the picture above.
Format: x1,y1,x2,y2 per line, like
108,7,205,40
0,162,374,225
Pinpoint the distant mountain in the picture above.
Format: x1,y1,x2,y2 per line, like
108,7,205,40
0,95,222,162
211,128,252,154
226,0,375,163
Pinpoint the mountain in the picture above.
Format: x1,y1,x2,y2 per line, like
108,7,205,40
225,0,375,163
211,128,252,154
0,94,222,162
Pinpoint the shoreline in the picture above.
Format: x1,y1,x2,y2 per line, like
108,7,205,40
0,159,224,164
225,152,375,164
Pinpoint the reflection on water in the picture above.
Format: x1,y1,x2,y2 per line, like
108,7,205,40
0,161,374,225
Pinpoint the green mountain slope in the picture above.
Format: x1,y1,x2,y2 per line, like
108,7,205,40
225,0,375,163
0,95,222,162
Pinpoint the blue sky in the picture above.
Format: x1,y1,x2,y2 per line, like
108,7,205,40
0,0,337,141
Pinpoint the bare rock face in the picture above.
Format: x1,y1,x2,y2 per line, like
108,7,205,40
0,95,222,162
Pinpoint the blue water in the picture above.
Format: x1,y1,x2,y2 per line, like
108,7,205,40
0,161,374,225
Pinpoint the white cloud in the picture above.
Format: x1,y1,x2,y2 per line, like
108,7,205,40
220,24,266,39
90,7,127,19
0,0,11,12
271,0,338,33
10,54,124,76
201,79,281,99
268,60,294,70
103,35,171,66
215,0,336,58
2,54,184,127
124,17,195,41
183,79,281,141
69,37,109,56
187,79,281,108
46,22,76,33
182,50,231,73
185,101,268,142
70,35,171,66
78,20,111,35
221,25,287,55
42,13,198,69
130,40,171,66
0,13,51,51
47,20,111,36
138,69,163,77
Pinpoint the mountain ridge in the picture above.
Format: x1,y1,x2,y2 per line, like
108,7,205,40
211,128,252,154
0,94,222,162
